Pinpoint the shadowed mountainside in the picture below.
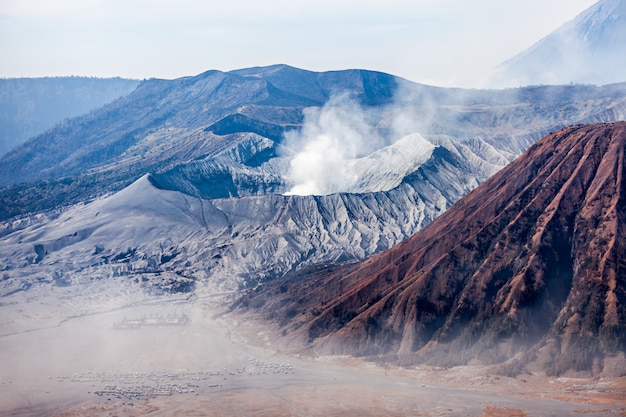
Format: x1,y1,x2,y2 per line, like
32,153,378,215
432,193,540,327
239,122,626,376
0,77,139,157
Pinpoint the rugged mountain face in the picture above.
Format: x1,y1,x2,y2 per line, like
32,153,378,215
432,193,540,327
1,66,626,316
241,122,626,376
0,66,393,188
0,66,402,219
487,0,626,87
0,176,434,297
0,77,139,157
2,65,626,221
0,128,488,298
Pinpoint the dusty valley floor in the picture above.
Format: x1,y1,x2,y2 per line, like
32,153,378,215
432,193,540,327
0,291,624,417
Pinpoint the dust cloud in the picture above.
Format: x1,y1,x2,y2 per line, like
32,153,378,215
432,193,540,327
1,285,624,417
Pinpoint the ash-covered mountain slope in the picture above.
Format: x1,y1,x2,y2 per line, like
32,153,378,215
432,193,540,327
0,77,139,157
2,66,626,310
239,122,626,376
0,139,479,299
487,0,626,87
0,176,423,298
2,65,626,221
0,118,620,301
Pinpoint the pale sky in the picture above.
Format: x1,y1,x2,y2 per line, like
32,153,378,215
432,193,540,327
0,0,597,86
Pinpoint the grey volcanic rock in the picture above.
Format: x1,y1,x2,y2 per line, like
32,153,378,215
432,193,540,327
0,108,495,298
240,122,626,376
0,175,432,297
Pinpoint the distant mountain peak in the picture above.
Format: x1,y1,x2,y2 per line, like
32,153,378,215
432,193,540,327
228,64,306,77
486,0,626,87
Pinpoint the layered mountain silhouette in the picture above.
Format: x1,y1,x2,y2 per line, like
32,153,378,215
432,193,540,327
0,77,139,157
487,0,626,87
241,122,626,376
2,65,626,221
2,65,626,307
2,74,626,298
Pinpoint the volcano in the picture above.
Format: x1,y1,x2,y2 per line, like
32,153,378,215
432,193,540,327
487,0,626,87
242,122,626,376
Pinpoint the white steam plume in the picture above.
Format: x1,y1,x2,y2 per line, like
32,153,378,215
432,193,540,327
283,93,387,196
282,89,438,196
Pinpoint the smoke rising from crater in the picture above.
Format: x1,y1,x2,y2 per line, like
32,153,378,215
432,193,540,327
282,91,432,196
283,93,384,196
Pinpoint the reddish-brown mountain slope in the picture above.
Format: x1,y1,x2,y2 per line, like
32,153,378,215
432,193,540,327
240,122,626,376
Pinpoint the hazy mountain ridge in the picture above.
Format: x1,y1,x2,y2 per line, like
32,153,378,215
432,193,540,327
238,122,626,376
0,66,403,219
2,66,626,221
1,65,626,302
0,66,399,189
487,0,626,87
0,77,139,157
